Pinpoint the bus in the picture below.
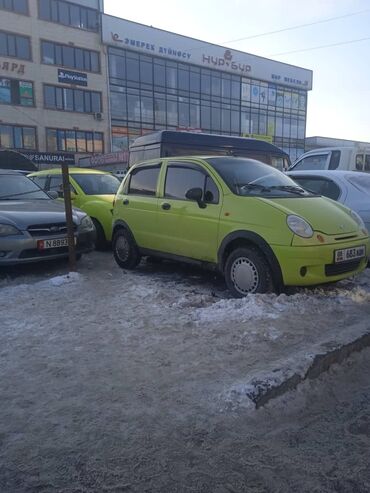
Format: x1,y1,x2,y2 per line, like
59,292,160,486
129,131,291,170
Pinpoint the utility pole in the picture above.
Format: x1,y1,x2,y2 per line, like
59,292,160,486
61,162,76,272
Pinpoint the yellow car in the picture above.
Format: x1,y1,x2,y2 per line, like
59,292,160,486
29,168,120,248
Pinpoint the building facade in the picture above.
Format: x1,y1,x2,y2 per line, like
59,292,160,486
0,1,313,166
103,15,312,164
0,0,108,166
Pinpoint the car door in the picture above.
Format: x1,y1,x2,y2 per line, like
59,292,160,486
155,160,222,262
119,162,161,248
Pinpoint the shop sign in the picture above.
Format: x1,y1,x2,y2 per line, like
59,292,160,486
79,151,129,167
202,50,251,74
58,69,88,87
0,60,25,74
22,151,75,164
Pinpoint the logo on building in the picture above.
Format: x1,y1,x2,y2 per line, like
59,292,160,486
202,49,251,73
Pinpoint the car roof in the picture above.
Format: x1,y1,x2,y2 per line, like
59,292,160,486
287,170,370,179
29,167,111,176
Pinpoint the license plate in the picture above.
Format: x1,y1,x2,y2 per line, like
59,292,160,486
37,237,75,250
334,245,366,263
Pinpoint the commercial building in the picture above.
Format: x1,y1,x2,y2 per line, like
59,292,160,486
103,14,312,165
0,0,313,167
0,0,108,167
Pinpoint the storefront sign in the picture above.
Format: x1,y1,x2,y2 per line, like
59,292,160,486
0,59,25,74
78,151,129,167
58,69,88,87
22,151,75,165
102,15,313,89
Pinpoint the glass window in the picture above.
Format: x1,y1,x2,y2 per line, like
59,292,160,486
201,71,211,95
31,175,48,190
74,89,84,112
154,96,166,125
0,78,34,106
0,125,13,147
201,104,210,130
140,59,153,85
154,62,166,87
128,165,160,196
49,175,64,192
178,68,189,91
189,101,200,128
222,77,231,99
58,2,69,25
355,154,364,171
365,155,370,172
69,4,80,27
0,0,28,14
165,165,205,200
0,175,49,200
22,127,36,149
72,174,120,195
13,126,22,148
329,150,341,170
205,175,219,204
211,106,221,132
46,128,57,151
0,31,31,60
221,107,231,133
110,54,125,80
292,177,340,200
126,56,140,82
44,84,55,107
38,0,98,31
293,154,329,171
178,100,189,127
190,70,200,93
167,98,178,126
76,131,86,152
41,41,100,73
211,75,221,97
62,45,74,67
166,65,177,89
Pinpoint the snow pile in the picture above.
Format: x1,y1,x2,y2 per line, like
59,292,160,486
0,272,82,298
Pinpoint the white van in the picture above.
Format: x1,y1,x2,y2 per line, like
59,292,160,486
289,146,370,172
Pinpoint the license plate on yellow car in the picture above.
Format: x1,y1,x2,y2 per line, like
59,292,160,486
334,245,366,263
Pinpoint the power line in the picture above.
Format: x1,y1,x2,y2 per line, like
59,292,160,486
270,35,370,56
222,8,370,44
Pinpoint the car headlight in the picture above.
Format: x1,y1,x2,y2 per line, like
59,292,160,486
287,215,313,238
0,224,22,237
349,210,366,230
79,216,94,232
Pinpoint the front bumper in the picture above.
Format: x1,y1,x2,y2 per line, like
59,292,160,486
273,236,370,286
0,230,95,266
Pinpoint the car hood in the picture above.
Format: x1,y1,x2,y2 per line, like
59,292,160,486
260,196,358,235
0,199,84,229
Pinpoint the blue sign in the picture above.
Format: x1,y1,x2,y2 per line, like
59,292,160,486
58,69,88,87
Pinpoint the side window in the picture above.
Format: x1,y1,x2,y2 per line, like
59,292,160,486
49,175,63,192
205,176,219,204
293,154,329,170
328,150,341,170
30,175,47,190
356,154,364,171
365,154,370,172
128,165,160,196
165,164,205,200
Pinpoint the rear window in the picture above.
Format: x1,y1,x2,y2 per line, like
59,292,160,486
71,173,120,195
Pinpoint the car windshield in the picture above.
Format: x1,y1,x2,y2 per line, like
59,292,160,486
0,174,51,200
347,174,370,194
206,157,311,197
71,173,120,195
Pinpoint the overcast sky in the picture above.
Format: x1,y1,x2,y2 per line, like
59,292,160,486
104,0,370,142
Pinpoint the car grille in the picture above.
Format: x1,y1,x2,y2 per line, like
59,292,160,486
27,222,76,237
325,260,361,277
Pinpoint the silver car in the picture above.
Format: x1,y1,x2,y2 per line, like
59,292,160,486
0,169,96,265
287,170,370,233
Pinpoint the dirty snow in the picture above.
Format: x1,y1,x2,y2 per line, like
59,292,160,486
0,252,370,492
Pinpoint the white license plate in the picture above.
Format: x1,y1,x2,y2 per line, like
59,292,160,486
37,237,75,250
334,245,366,263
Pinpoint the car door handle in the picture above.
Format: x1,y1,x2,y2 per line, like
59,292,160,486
123,199,129,205
161,202,171,210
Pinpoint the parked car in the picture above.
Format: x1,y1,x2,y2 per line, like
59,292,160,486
29,168,120,248
111,157,369,297
289,146,370,172
287,170,370,234
0,170,95,265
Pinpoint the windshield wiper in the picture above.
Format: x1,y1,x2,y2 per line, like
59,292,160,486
268,185,308,195
237,183,272,193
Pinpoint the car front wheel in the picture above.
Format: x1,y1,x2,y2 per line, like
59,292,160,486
112,228,141,269
224,246,272,297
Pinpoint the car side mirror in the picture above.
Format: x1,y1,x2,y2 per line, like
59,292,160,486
185,187,206,208
48,191,59,200
70,191,77,200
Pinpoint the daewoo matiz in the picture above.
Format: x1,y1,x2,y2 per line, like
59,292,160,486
112,157,369,297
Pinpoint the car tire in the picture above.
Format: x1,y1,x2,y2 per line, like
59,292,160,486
224,246,272,297
112,228,141,270
92,218,107,250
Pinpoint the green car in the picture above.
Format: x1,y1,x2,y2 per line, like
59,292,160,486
112,156,369,296
29,168,120,248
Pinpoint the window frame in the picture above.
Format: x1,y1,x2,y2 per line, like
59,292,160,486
43,83,102,114
0,29,31,60
0,76,35,107
46,127,104,154
0,0,29,15
127,163,161,197
40,39,101,74
0,122,37,150
164,161,219,204
37,0,99,32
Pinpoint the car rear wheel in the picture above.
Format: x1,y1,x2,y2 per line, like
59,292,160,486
112,228,141,269
224,246,272,297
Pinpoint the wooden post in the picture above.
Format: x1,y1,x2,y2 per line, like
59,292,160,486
61,162,76,272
